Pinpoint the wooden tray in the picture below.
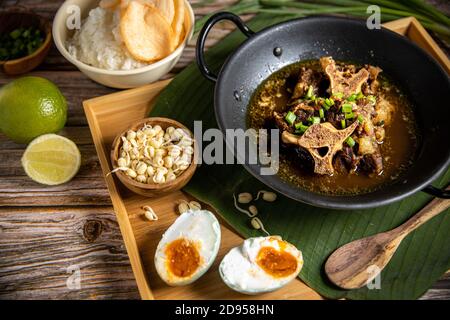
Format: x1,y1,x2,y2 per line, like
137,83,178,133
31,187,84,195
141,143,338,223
83,17,449,300
83,80,322,300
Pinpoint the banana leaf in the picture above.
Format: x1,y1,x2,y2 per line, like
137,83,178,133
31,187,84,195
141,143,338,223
150,14,450,299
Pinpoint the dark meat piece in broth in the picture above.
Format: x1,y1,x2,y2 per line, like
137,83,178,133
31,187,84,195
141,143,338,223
335,146,356,171
359,152,383,175
295,147,315,172
273,101,315,132
364,65,382,95
273,111,294,133
292,67,323,99
291,102,315,121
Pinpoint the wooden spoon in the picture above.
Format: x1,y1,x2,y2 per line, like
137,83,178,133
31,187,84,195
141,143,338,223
325,193,450,289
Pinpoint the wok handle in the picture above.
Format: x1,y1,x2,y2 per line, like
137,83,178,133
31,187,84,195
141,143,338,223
196,12,255,82
423,185,450,199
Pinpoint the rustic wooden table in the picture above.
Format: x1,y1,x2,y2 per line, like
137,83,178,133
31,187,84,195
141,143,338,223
0,0,448,300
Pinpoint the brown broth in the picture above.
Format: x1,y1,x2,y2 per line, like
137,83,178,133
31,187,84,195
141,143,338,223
247,60,419,195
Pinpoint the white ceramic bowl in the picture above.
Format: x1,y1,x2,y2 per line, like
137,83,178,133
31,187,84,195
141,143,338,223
53,0,194,88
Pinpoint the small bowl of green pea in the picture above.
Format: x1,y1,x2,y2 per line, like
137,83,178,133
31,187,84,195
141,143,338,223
0,8,52,75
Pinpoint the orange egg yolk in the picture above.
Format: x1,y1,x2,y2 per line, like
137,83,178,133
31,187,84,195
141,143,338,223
256,246,298,278
165,238,201,278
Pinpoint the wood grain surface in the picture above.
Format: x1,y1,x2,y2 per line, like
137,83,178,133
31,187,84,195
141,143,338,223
0,0,448,300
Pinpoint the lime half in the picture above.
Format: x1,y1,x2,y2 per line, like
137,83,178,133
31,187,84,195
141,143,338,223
21,134,81,185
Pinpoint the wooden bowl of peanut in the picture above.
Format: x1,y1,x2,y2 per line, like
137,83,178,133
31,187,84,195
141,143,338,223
111,117,198,197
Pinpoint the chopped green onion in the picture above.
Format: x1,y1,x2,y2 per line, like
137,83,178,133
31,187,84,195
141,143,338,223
357,115,364,124
357,92,365,100
285,111,296,125
341,120,346,129
305,86,314,99
346,137,356,148
319,108,325,119
367,95,377,104
345,112,354,119
295,123,309,134
333,92,344,99
347,94,357,101
323,98,334,110
22,29,30,38
10,29,21,39
312,117,321,125
342,103,353,113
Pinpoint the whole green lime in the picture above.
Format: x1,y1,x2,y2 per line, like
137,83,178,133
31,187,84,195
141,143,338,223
0,77,67,143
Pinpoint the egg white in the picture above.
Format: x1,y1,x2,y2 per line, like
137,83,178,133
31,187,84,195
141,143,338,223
219,236,303,295
154,209,221,286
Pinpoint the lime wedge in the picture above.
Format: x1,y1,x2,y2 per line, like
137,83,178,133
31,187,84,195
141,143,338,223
21,134,81,185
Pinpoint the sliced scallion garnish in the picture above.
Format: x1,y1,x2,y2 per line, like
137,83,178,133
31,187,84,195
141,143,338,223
312,117,321,125
323,98,334,110
357,115,364,124
285,111,296,125
305,85,314,99
333,92,344,99
341,120,346,129
342,103,353,113
295,123,309,134
346,137,356,148
345,112,354,119
319,108,325,119
368,95,376,104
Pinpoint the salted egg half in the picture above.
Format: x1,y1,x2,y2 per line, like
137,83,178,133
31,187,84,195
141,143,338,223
154,209,221,286
219,236,303,294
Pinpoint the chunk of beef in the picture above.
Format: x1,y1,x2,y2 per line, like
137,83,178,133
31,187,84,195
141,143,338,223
334,145,356,171
358,136,377,155
325,110,345,129
358,152,383,175
273,111,294,133
374,127,385,143
373,95,394,126
295,147,315,172
292,67,323,99
291,102,315,122
367,65,382,94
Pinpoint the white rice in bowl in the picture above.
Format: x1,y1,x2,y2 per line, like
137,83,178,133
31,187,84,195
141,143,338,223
67,7,148,71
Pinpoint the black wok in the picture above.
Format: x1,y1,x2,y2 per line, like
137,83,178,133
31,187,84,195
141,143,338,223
196,12,450,209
